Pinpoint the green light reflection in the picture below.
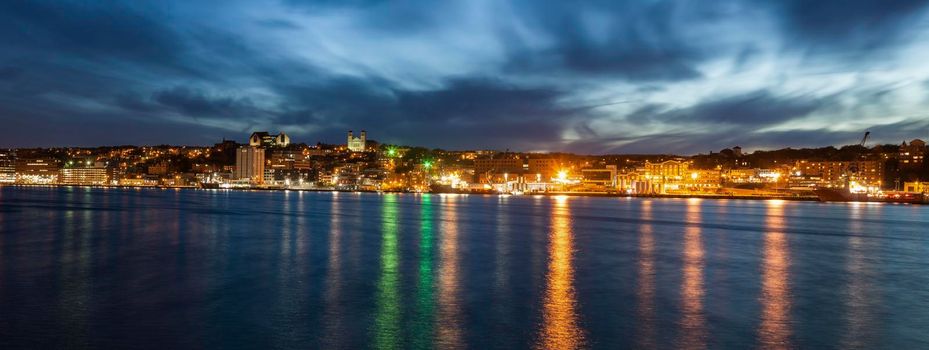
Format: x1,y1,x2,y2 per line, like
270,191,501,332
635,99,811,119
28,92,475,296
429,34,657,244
413,195,435,349
374,195,400,350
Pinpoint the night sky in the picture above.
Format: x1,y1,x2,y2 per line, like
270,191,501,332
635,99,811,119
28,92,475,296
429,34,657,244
2,1,929,154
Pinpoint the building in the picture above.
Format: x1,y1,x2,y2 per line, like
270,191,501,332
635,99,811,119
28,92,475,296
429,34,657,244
347,130,367,152
635,159,693,194
235,146,265,184
474,157,524,183
899,139,926,169
903,182,929,193
581,165,617,187
644,159,690,180
732,146,743,157
0,149,14,183
249,131,290,148
725,168,784,184
793,160,884,188
688,169,722,190
59,167,108,185
528,158,565,181
15,157,60,184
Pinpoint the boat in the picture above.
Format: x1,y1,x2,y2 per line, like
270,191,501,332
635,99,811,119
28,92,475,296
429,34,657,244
814,188,926,204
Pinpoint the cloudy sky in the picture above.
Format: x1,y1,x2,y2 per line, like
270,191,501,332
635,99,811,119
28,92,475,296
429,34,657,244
2,0,929,154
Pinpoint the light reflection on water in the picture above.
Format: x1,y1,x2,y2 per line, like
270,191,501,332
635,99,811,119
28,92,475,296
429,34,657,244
536,196,584,349
758,200,791,349
1,187,929,349
636,200,657,349
679,198,706,349
374,195,401,349
436,195,463,349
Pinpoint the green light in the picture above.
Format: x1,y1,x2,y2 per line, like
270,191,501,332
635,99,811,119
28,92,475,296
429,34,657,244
387,147,397,157
423,161,432,169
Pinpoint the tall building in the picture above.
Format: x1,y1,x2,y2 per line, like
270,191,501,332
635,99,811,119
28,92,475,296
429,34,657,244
0,149,14,183
347,130,366,152
235,146,265,184
249,131,290,148
899,139,926,169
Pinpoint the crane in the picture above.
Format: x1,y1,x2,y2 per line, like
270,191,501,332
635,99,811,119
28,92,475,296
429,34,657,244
859,131,870,147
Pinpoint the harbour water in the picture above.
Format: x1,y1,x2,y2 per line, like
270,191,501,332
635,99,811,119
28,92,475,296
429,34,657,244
1,187,928,348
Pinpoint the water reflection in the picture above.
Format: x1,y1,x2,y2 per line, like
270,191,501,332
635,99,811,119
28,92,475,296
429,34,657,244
536,196,584,349
323,196,345,347
413,195,435,349
374,195,400,349
636,200,657,349
842,203,875,348
758,200,791,349
679,199,706,349
58,203,92,348
437,195,463,348
494,196,514,347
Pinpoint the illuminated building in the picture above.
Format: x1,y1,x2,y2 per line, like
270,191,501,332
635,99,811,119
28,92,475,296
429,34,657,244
899,139,926,169
792,160,883,188
347,130,367,152
528,158,562,181
235,146,265,184
0,149,14,183
580,165,617,187
903,181,929,193
645,159,690,179
15,157,60,184
687,169,722,191
269,149,311,171
474,157,523,183
249,131,290,148
147,162,169,175
59,167,108,185
640,159,691,194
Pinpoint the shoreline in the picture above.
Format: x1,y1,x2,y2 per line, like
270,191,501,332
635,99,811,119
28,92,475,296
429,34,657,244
1,183,826,202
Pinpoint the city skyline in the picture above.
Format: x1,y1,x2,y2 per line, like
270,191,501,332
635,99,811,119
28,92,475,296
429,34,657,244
2,1,929,153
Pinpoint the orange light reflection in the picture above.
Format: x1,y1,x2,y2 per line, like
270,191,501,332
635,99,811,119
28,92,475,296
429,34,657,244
758,200,791,349
679,199,706,349
536,196,585,349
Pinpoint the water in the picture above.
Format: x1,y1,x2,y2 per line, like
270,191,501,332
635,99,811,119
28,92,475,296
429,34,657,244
1,187,928,349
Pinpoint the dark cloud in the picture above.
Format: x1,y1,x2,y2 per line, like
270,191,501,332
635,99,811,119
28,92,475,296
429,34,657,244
602,118,929,155
501,0,706,81
153,87,263,120
265,76,580,149
664,91,826,126
1,0,928,152
774,0,929,52
0,2,185,69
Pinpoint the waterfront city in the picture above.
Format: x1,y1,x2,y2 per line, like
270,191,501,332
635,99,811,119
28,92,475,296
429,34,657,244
2,131,928,202
5,1,929,348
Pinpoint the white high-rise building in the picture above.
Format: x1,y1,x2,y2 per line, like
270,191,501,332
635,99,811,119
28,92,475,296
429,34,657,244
235,146,265,184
